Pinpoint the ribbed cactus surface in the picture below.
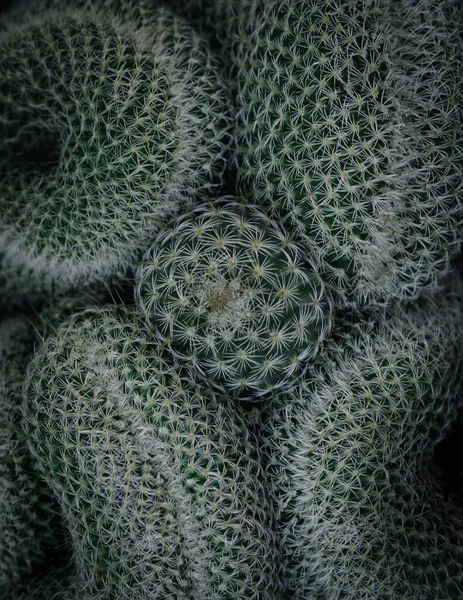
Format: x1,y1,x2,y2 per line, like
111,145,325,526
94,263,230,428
184,0,463,307
0,1,231,310
135,196,334,399
261,277,463,598
0,315,63,594
22,304,280,599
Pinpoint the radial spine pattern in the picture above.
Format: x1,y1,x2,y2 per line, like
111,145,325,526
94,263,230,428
134,196,334,398
22,304,280,599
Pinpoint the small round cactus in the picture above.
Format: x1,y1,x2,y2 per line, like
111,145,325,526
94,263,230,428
261,275,463,598
204,0,463,307
134,196,334,399
0,1,231,310
22,304,280,599
0,315,63,594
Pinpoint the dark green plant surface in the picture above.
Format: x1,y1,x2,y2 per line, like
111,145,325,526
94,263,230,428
0,0,231,310
262,276,463,599
22,304,281,599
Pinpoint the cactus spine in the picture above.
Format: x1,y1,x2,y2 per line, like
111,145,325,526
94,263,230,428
134,196,334,399
0,1,231,310
168,0,463,307
22,304,280,599
261,276,463,598
0,315,64,594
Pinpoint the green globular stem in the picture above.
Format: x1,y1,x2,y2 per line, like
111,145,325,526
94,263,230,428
0,0,231,311
134,195,335,399
22,304,281,599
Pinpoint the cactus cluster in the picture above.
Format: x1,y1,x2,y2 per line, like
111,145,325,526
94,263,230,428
22,303,280,599
261,277,463,598
1,0,463,597
233,0,463,307
165,0,463,307
134,195,334,398
0,0,231,310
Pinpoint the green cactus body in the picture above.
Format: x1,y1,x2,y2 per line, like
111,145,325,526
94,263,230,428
205,0,463,307
22,304,280,599
134,196,334,399
0,315,64,593
0,1,231,310
261,276,463,598
3,564,76,600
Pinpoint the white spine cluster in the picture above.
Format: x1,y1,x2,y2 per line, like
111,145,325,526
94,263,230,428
134,196,334,398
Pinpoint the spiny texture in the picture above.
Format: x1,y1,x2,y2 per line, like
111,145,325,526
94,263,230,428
4,564,76,600
0,2,231,310
22,304,280,599
0,316,63,593
219,0,463,307
261,277,463,599
134,196,334,399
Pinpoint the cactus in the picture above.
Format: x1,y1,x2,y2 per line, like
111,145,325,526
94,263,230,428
4,564,76,600
169,0,463,307
22,303,280,599
0,315,65,594
0,1,231,310
0,287,127,596
134,195,334,399
261,275,463,599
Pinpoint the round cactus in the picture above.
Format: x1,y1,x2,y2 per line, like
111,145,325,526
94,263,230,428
0,1,231,310
0,315,65,594
197,0,463,307
261,275,463,598
22,303,280,599
134,196,334,399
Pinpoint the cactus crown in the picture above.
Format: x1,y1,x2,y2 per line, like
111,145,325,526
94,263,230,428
134,196,334,399
22,304,280,599
0,2,231,308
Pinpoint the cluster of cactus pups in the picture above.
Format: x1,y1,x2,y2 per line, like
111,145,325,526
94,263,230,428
1,0,463,598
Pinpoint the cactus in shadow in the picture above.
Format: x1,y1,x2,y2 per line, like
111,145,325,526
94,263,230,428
22,303,281,599
134,195,334,399
0,0,231,310
3,563,76,600
0,315,65,595
0,287,127,597
261,274,463,599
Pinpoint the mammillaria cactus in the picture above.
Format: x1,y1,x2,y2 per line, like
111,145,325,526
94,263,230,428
22,303,280,599
0,0,231,310
0,315,64,594
134,196,334,399
169,0,463,307
261,276,463,598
